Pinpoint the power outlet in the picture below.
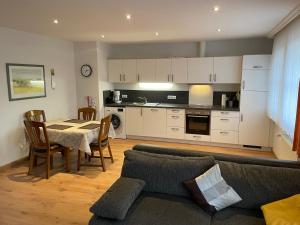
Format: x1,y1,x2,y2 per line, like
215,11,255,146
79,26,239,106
167,95,176,100
122,94,128,99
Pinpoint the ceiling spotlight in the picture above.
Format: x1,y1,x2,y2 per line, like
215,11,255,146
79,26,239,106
214,6,220,12
101,35,105,38
53,19,59,24
126,14,132,20
155,32,159,36
217,28,221,32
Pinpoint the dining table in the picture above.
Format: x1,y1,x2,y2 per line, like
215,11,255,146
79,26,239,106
45,119,115,154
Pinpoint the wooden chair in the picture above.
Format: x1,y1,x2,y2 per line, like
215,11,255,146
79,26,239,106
24,110,46,122
77,115,113,172
78,107,96,121
24,120,70,179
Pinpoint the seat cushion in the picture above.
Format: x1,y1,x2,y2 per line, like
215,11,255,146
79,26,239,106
211,207,265,225
121,150,215,198
90,139,109,148
89,193,211,225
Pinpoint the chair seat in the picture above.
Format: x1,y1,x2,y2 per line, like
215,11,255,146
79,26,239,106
90,139,109,148
33,143,64,153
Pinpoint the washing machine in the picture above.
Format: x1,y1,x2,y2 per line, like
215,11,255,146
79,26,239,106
104,107,126,139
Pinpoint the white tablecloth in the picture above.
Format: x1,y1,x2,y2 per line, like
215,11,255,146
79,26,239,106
46,120,115,154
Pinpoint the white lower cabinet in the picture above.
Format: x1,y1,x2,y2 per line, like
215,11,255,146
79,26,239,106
185,134,211,142
211,130,238,144
142,108,167,137
166,109,185,139
126,107,143,136
167,127,185,139
211,110,240,145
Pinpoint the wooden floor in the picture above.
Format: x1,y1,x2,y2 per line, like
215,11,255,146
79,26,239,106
0,139,275,225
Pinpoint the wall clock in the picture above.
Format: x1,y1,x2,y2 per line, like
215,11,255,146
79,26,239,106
81,64,92,77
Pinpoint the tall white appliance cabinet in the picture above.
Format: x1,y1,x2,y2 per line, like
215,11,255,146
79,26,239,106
239,55,271,147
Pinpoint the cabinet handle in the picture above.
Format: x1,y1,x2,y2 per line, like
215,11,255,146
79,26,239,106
172,109,179,113
137,74,140,82
241,114,243,122
242,80,245,90
220,119,229,121
119,74,122,82
151,109,158,112
220,131,228,135
253,65,263,69
193,135,201,139
214,74,216,82
172,116,179,119
220,111,229,115
209,74,212,82
141,108,143,116
171,128,179,131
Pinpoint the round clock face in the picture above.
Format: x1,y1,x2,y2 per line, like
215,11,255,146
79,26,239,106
81,64,92,77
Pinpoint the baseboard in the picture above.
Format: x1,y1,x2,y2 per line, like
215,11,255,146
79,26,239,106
126,135,272,152
0,156,28,171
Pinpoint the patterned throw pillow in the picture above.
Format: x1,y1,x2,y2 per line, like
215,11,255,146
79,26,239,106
183,164,242,214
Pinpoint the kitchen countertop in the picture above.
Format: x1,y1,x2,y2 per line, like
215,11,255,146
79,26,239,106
104,103,240,111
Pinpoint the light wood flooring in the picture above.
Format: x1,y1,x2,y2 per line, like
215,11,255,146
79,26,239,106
0,139,274,225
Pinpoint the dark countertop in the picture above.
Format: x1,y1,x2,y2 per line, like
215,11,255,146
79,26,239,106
104,103,240,111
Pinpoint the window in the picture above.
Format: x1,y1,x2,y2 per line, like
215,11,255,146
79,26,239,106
268,16,300,140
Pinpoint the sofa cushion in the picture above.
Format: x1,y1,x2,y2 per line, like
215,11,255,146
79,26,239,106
89,193,211,225
90,177,145,220
211,207,265,225
219,161,300,209
121,150,215,197
184,164,242,213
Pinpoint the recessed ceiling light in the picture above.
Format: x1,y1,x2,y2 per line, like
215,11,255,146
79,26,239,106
155,32,159,36
53,19,59,24
217,28,221,32
126,14,132,20
101,35,105,38
214,6,220,12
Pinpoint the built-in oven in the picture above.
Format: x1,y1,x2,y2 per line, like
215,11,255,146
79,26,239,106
185,109,210,135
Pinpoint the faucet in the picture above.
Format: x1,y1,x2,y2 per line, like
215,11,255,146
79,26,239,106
138,97,147,104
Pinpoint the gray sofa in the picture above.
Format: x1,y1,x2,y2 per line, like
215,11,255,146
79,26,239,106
89,144,300,225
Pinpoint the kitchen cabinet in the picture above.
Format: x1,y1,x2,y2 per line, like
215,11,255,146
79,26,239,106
172,58,188,83
211,110,240,145
241,70,269,91
213,57,242,84
137,59,156,82
187,57,242,84
239,91,270,147
156,59,172,82
166,109,185,139
185,134,211,142
242,55,271,70
187,57,213,83
108,59,137,83
126,107,143,136
142,108,166,137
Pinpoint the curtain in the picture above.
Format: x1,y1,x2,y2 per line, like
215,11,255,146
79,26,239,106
268,16,300,141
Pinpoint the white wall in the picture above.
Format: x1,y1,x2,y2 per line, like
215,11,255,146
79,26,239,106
0,27,77,167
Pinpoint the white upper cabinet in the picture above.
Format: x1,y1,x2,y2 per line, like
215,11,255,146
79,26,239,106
137,59,156,82
213,56,242,84
242,55,271,70
172,58,188,83
156,58,172,82
108,59,136,83
108,60,123,82
187,57,213,83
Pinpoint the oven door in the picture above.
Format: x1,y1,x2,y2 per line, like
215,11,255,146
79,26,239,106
186,114,210,135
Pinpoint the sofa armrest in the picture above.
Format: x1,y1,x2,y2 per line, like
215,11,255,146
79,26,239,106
90,177,145,220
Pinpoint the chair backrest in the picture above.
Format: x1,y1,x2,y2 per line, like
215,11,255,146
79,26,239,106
98,115,112,143
24,110,46,122
24,120,50,152
78,107,96,121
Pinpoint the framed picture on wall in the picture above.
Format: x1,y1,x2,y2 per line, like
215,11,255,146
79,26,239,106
6,63,46,101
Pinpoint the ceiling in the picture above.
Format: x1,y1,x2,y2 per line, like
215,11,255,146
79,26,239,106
0,0,299,43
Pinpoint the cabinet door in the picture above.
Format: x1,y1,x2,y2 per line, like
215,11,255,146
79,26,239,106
239,91,270,147
213,57,242,84
242,55,271,70
187,57,213,83
241,70,269,91
142,108,166,137
156,59,172,82
172,58,188,83
126,107,143,136
108,60,123,82
122,59,137,83
137,59,156,82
